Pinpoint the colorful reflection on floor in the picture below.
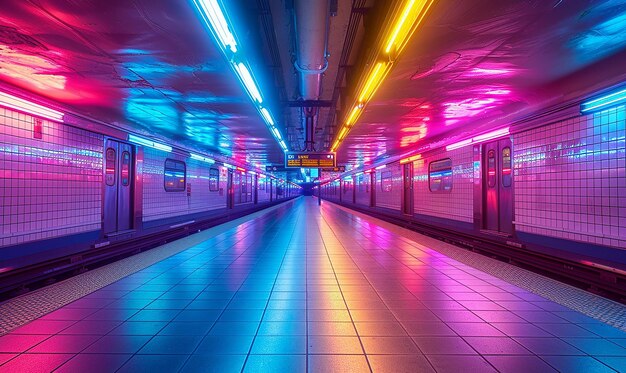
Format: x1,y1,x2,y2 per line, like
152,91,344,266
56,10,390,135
1,198,625,372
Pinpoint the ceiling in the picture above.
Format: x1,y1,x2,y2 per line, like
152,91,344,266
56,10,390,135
337,0,626,168
1,1,626,179
0,0,284,168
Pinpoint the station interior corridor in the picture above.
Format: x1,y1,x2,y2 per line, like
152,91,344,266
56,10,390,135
1,197,625,372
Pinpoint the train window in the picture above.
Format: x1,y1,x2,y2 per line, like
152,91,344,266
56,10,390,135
487,150,496,188
105,148,116,186
502,147,512,187
209,168,219,191
121,151,131,186
164,159,186,192
381,171,392,192
429,158,453,192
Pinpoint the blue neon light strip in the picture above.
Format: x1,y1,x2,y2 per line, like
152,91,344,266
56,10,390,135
192,0,237,53
581,87,626,113
192,0,287,152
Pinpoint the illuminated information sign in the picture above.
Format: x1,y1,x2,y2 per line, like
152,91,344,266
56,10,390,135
321,166,346,172
285,152,336,168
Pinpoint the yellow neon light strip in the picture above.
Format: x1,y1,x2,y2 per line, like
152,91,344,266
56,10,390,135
384,0,430,54
345,105,361,126
333,0,435,152
338,127,348,140
358,62,387,103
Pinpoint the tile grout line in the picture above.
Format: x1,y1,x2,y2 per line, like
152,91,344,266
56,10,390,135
0,200,297,336
327,201,626,332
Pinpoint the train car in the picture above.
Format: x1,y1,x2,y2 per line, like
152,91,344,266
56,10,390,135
320,92,626,273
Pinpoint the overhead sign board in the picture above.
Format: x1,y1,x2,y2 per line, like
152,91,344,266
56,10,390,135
320,166,346,172
285,152,336,168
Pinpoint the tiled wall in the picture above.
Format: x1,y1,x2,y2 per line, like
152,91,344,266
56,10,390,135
142,149,227,222
514,105,626,249
0,108,103,248
413,147,474,223
375,161,402,211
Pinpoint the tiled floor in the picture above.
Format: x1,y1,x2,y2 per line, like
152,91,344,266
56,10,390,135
1,197,626,372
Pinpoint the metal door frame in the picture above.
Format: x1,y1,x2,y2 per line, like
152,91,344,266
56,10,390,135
475,139,514,235
254,174,258,204
370,171,376,207
402,163,413,215
102,138,136,236
227,170,234,209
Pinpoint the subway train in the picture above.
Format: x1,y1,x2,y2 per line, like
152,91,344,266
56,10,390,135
0,99,299,296
318,97,626,297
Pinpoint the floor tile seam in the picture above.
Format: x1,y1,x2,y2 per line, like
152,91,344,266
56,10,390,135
0,200,297,337
321,216,462,372
325,202,626,332
239,208,301,372
332,215,620,328
325,215,456,312
316,212,373,372
152,221,291,371
320,211,490,373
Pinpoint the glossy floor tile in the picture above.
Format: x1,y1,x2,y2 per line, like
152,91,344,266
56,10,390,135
1,197,625,372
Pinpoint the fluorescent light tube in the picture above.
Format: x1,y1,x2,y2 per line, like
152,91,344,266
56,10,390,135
0,91,64,122
128,134,172,152
193,0,238,53
445,138,473,151
581,88,626,113
234,62,262,103
472,127,510,142
190,153,216,163
260,107,274,125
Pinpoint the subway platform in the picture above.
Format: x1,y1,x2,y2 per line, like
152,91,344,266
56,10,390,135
1,197,626,372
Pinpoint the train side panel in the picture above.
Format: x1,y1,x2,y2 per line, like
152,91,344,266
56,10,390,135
355,173,371,206
412,147,474,223
143,148,229,222
374,162,402,211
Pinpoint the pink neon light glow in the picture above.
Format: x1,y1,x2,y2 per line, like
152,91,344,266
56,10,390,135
467,67,513,76
0,91,64,122
0,44,67,91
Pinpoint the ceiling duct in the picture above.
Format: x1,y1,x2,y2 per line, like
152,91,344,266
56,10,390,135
294,0,330,151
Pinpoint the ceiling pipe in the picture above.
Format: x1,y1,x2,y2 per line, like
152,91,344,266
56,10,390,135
294,0,330,151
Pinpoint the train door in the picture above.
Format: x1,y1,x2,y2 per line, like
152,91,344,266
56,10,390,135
370,171,376,207
227,170,234,209
269,179,273,202
352,178,356,204
104,139,133,235
402,163,413,215
483,139,513,234
254,174,258,204
338,180,342,202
